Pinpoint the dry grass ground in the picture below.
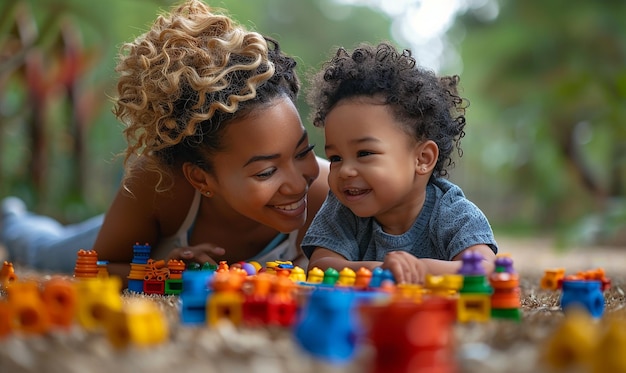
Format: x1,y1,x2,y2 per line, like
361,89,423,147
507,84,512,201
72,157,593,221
1,236,625,373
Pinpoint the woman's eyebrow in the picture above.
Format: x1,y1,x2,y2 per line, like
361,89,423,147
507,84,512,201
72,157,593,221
243,129,308,167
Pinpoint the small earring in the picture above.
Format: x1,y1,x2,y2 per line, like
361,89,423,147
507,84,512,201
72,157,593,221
205,191,212,197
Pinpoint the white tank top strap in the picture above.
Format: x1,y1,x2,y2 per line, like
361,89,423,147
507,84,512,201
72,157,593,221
151,189,201,259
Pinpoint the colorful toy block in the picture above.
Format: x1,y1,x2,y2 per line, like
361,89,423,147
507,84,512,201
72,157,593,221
322,268,339,285
540,268,566,290
266,272,298,326
354,267,373,290
306,267,324,284
207,272,245,326
543,307,598,371
74,277,123,331
41,277,77,328
366,297,458,373
105,298,168,349
73,249,99,279
4,280,51,334
424,274,463,297
180,270,214,325
0,261,18,287
337,267,356,286
489,256,522,321
294,288,360,363
560,279,605,318
457,251,493,323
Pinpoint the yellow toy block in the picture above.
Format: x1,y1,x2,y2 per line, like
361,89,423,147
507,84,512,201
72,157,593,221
105,298,168,349
74,277,123,331
337,267,356,286
307,267,325,284
457,294,491,323
207,292,244,326
425,274,463,297
289,266,306,282
543,307,597,371
394,283,425,303
592,316,626,373
207,272,245,326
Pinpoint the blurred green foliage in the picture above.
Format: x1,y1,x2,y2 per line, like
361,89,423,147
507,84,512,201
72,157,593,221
450,0,626,245
0,0,392,221
1,0,624,246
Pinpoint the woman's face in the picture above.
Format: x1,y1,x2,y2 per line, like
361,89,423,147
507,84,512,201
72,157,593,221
208,96,319,233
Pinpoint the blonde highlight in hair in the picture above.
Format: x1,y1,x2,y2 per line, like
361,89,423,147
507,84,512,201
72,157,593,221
113,0,297,191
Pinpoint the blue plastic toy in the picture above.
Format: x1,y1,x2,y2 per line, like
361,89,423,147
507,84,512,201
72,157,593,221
560,279,605,318
294,288,360,363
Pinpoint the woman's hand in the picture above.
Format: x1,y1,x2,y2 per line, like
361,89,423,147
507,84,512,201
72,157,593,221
166,243,226,265
381,251,429,284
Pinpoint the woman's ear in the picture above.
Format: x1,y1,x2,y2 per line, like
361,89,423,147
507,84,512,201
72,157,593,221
415,140,439,175
182,162,216,194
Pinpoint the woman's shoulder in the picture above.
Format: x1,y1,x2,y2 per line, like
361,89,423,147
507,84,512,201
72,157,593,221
122,163,197,235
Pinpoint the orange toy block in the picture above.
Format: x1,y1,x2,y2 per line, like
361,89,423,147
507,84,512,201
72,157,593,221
0,261,18,287
41,277,77,328
540,268,566,290
74,249,99,279
6,280,51,334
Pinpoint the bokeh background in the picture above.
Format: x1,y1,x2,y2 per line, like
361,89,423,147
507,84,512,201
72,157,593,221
1,0,625,249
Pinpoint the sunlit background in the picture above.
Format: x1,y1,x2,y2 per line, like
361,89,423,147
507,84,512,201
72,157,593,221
1,0,624,249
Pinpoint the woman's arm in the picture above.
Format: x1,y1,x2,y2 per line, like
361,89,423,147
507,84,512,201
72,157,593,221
91,166,194,282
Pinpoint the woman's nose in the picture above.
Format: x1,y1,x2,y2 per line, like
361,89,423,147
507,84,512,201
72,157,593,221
280,164,310,195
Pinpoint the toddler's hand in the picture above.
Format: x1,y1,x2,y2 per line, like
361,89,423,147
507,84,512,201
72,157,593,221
166,243,226,265
381,251,428,284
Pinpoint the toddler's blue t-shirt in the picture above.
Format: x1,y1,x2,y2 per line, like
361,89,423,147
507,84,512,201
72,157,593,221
301,178,498,261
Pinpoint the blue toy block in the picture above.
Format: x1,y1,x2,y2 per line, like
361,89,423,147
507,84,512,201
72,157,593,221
180,270,214,325
131,243,151,264
294,288,361,363
127,279,144,294
560,280,605,318
369,267,395,288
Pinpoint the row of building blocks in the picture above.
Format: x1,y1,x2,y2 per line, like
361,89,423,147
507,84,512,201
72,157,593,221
539,266,610,318
0,271,168,348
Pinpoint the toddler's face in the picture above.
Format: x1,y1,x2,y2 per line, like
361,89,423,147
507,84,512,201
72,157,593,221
324,99,426,230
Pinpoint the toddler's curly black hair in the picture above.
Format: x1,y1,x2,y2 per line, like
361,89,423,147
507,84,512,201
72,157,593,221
307,42,467,177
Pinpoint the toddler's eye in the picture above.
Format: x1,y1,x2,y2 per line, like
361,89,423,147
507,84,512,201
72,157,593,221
357,150,374,157
328,155,342,163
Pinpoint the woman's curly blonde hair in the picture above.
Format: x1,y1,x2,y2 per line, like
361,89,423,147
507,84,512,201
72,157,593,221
114,0,299,191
